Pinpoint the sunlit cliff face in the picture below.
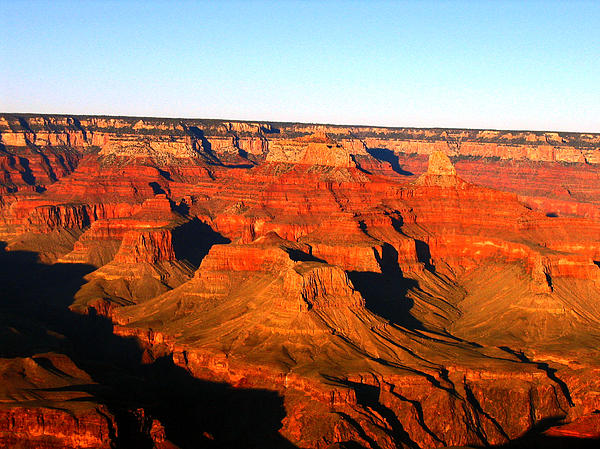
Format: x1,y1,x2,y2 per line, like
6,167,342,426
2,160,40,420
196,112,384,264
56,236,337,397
2,114,600,448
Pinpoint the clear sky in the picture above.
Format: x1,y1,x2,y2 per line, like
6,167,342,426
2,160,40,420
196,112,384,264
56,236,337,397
1,0,598,132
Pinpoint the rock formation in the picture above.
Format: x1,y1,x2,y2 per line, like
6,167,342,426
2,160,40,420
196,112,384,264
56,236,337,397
426,149,457,175
2,113,600,448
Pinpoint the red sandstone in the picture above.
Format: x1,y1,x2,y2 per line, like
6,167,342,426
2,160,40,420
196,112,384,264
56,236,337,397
2,114,600,448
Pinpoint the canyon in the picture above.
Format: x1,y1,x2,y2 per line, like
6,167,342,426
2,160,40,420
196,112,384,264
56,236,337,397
1,113,600,448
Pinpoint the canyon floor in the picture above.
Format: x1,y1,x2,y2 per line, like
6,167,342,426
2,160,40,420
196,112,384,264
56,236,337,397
1,114,600,448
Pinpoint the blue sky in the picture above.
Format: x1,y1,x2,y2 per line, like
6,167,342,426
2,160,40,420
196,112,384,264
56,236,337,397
1,0,598,131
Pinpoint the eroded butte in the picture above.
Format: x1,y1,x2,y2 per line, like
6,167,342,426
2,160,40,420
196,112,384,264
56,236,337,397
1,114,600,448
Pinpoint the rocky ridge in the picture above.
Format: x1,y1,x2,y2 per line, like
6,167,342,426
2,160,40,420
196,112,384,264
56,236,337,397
1,114,600,448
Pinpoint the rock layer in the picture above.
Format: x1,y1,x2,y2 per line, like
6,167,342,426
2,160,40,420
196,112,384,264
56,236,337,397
2,113,600,448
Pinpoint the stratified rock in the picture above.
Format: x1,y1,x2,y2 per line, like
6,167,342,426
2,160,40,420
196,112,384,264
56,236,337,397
414,150,464,187
427,150,457,176
3,113,600,448
0,354,115,449
266,132,356,167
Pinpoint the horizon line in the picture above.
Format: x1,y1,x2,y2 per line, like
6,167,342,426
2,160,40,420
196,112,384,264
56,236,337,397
1,110,598,136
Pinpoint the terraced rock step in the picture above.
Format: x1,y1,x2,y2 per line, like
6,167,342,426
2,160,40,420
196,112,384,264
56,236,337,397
1,114,600,448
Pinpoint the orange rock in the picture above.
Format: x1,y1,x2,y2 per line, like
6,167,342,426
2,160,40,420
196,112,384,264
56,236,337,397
4,113,600,448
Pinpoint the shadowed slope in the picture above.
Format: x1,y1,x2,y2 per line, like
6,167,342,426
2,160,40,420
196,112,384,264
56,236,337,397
0,244,297,449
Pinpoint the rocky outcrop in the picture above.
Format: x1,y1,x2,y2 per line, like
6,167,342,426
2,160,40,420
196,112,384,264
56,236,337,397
283,262,364,310
0,352,175,449
113,228,176,264
266,132,358,167
414,149,464,187
426,149,457,176
0,404,116,449
0,354,113,449
3,113,600,219
67,197,195,315
3,113,600,448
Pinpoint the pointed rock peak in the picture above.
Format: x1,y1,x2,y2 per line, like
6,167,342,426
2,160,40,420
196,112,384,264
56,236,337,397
427,151,456,176
298,131,336,144
252,231,290,246
414,150,463,187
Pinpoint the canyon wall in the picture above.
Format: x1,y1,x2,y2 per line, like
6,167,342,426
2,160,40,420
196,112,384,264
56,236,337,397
2,113,600,448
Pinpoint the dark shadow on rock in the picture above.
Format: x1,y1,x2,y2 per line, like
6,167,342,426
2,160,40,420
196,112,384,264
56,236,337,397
173,199,190,215
158,168,173,181
0,242,297,449
350,155,372,175
414,239,435,272
149,181,166,195
486,417,600,449
17,117,34,133
325,378,419,449
18,156,37,186
136,356,292,449
389,215,434,273
498,346,574,407
327,375,598,449
186,125,255,168
348,244,423,330
285,247,326,263
366,148,413,176
171,218,231,268
184,126,222,165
